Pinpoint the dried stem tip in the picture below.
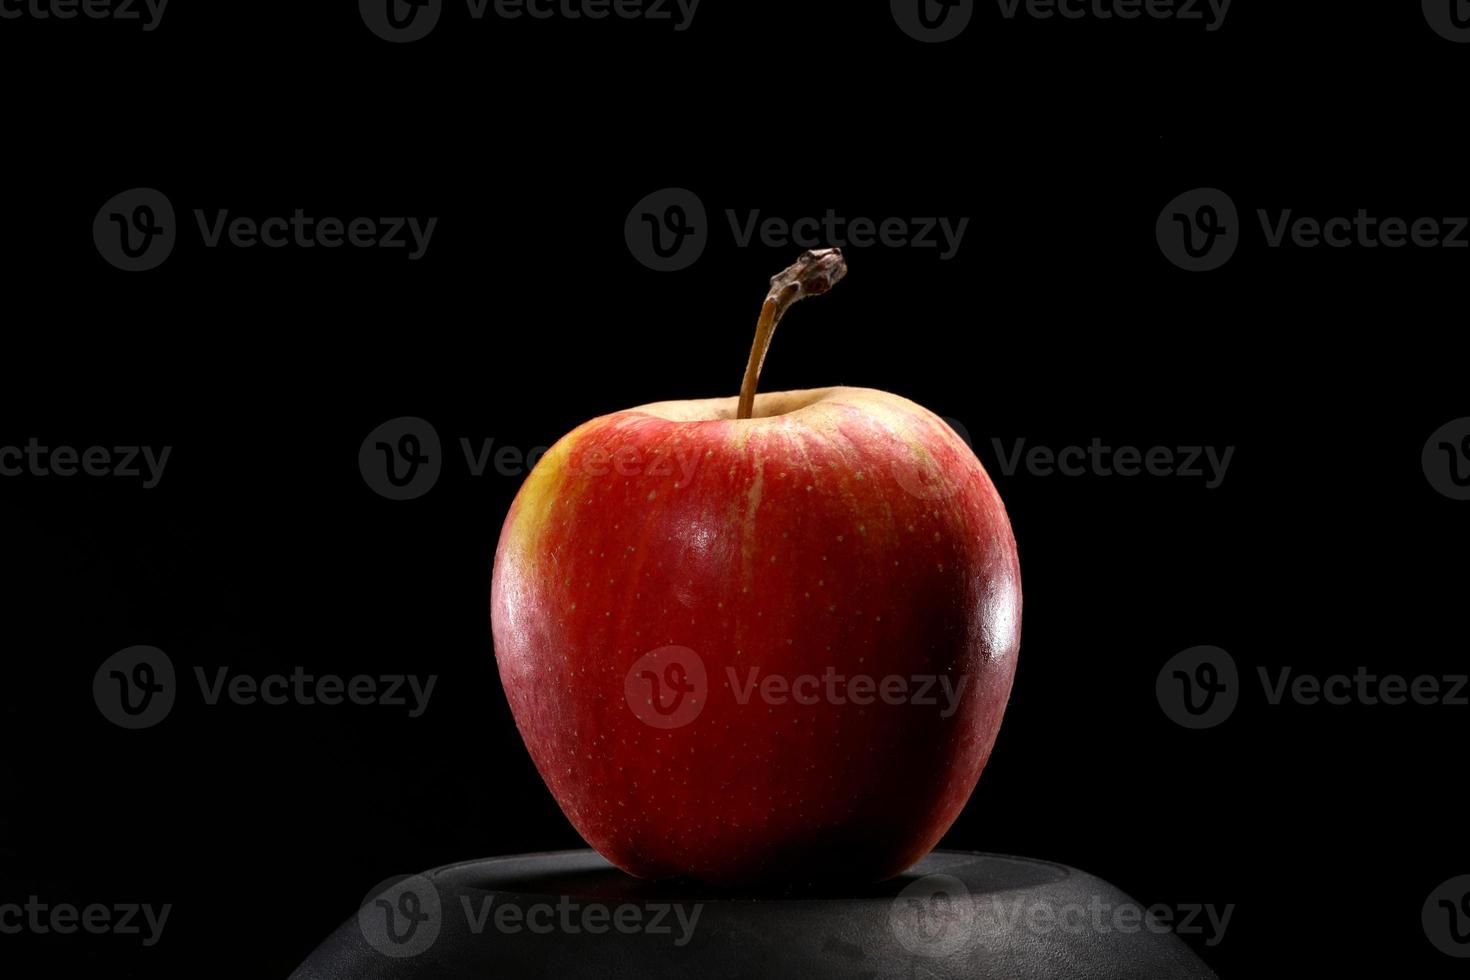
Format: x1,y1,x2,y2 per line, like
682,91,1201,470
736,248,847,420
767,247,848,318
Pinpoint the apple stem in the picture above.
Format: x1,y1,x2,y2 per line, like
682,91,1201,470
736,248,848,420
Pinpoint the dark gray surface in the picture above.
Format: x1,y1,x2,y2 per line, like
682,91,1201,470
292,849,1218,979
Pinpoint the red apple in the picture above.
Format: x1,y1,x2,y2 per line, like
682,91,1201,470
491,251,1021,884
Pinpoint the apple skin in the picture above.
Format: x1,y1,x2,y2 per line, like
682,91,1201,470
491,386,1021,885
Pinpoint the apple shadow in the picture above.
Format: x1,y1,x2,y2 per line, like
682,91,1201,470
445,848,1071,903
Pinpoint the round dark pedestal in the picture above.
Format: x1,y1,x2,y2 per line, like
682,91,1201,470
292,849,1217,979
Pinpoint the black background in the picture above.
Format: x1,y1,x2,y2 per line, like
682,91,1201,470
2,1,1467,976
